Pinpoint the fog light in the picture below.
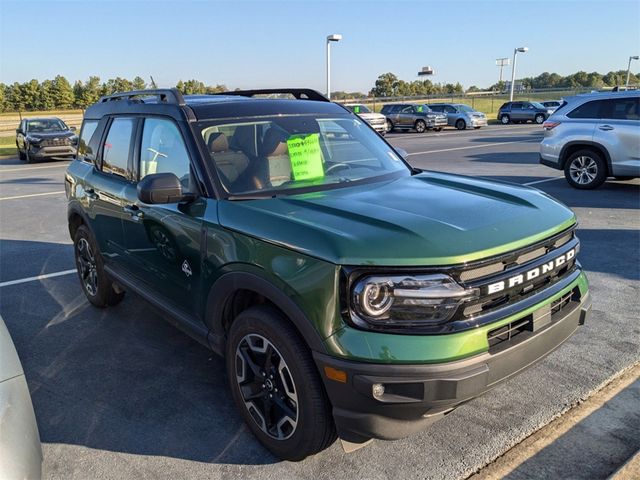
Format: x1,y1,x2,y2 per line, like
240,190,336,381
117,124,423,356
372,383,385,398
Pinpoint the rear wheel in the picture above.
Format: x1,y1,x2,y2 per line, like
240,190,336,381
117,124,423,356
535,114,545,124
455,119,466,130
500,114,510,124
414,120,426,133
564,149,607,189
226,306,336,461
386,119,394,133
74,225,125,307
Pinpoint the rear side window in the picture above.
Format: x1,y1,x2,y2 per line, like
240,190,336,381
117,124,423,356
102,117,135,177
444,105,456,113
77,120,99,163
567,100,603,119
429,105,443,112
499,103,510,110
602,98,640,120
511,103,523,109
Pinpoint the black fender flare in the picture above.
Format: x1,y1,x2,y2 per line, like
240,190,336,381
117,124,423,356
67,202,93,240
558,141,612,173
204,271,328,356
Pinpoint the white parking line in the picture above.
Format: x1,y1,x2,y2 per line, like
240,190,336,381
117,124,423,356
523,177,564,186
0,190,65,201
406,140,525,156
0,269,76,288
0,163,69,174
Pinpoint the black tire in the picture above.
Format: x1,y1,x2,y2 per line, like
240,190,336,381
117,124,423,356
24,147,32,164
73,225,125,307
535,114,545,124
386,119,394,133
226,306,336,461
563,149,607,189
434,127,443,132
500,114,510,125
18,148,26,161
455,119,466,130
414,119,426,133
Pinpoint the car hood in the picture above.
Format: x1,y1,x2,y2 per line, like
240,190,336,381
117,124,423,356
27,131,74,139
218,172,576,266
356,112,385,121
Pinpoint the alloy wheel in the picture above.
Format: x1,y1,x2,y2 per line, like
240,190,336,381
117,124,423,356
235,334,299,440
76,237,98,296
569,156,598,185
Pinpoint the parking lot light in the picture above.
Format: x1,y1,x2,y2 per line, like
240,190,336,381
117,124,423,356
626,55,639,87
509,46,529,102
326,34,342,100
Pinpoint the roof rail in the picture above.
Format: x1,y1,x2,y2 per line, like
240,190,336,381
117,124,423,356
214,89,330,102
99,88,185,106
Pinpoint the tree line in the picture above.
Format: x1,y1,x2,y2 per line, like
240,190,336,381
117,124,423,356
0,76,227,113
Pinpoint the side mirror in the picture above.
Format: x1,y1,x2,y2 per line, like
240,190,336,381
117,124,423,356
395,148,409,160
137,172,191,204
16,128,22,134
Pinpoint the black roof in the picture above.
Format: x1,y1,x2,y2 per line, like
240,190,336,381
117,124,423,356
84,88,348,122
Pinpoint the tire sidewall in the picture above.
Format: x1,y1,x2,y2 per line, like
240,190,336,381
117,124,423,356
535,114,545,124
74,225,120,307
501,115,510,124
456,119,466,130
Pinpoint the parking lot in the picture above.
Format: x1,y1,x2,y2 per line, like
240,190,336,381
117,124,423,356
1,123,638,479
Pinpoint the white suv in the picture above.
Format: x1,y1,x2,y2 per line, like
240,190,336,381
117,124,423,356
539,91,639,189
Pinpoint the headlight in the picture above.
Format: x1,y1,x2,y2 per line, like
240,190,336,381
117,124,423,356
350,274,479,330
26,136,41,145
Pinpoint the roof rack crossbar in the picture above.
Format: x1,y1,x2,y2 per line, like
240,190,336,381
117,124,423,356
99,88,185,106
213,89,330,102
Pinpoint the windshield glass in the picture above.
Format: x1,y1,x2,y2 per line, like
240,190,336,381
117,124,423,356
198,114,409,196
347,104,372,114
457,104,474,112
27,119,67,132
531,102,545,109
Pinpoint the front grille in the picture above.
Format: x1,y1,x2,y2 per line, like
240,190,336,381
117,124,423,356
487,288,578,351
40,137,70,147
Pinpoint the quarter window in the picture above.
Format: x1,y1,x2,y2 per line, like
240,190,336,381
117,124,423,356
77,120,99,163
102,117,135,177
140,118,193,191
567,100,603,119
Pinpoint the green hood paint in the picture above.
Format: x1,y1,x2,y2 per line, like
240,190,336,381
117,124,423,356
219,172,576,266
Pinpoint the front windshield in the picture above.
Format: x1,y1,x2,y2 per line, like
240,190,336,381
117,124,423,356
347,104,372,114
199,114,409,196
531,102,545,109
457,104,474,112
27,119,67,132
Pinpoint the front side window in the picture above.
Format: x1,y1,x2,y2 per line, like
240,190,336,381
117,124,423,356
602,98,640,120
102,117,135,177
77,120,99,163
400,106,414,113
140,118,192,191
199,114,409,196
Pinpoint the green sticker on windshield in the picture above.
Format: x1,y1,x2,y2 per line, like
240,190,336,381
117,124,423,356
287,133,324,181
353,105,360,113
416,105,423,112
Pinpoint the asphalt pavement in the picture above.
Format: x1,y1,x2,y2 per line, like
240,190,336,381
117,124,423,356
0,124,638,479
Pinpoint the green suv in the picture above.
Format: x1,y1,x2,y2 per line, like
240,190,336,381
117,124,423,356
66,88,591,460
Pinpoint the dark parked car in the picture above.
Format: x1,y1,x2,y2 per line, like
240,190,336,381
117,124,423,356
498,101,554,125
66,88,590,460
427,103,488,130
380,104,447,133
16,117,77,163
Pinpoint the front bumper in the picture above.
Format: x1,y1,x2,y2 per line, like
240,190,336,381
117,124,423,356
315,288,591,443
427,117,448,128
471,117,488,127
29,145,76,159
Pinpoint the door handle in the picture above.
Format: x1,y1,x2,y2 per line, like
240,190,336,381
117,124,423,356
598,125,614,131
123,204,144,220
85,188,99,200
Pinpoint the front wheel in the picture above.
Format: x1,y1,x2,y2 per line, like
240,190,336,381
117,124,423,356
226,306,336,461
414,120,426,133
535,114,545,124
74,225,125,307
455,119,466,130
564,149,607,189
386,119,394,133
500,115,510,124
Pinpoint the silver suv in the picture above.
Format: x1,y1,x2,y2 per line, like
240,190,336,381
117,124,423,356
540,91,640,189
428,103,488,129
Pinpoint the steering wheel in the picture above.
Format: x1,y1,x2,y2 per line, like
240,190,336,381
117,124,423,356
325,163,352,175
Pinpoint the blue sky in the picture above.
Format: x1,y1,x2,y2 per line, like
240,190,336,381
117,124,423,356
1,0,639,93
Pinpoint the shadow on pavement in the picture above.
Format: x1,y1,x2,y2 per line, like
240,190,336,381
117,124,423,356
0,240,277,466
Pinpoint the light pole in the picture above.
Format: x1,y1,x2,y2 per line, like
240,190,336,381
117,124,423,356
326,34,342,100
626,55,639,87
509,47,528,102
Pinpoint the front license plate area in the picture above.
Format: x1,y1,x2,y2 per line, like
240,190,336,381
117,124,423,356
529,303,552,332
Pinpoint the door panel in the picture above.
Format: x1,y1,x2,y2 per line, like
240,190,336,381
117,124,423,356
594,98,640,176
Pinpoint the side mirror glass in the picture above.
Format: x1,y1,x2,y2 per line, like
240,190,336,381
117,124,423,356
137,172,191,204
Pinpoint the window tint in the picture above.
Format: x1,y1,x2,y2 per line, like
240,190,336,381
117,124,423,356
567,100,603,119
444,105,456,113
429,105,443,112
511,103,523,109
77,120,99,163
140,118,193,191
401,106,414,113
602,98,640,120
102,118,134,177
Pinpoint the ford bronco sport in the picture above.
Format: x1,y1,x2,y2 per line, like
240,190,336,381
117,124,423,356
66,88,591,460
